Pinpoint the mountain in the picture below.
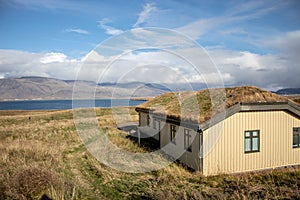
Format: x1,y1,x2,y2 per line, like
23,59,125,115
276,88,300,95
0,77,171,101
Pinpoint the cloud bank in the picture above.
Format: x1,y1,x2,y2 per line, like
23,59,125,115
0,50,80,80
0,29,299,90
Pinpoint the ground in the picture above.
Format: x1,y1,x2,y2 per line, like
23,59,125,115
0,108,299,199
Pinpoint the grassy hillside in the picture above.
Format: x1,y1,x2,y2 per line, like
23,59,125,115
0,108,299,199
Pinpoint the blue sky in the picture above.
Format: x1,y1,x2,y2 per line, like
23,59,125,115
1,0,300,90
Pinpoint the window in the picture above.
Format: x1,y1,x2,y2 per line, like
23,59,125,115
293,127,300,148
146,114,150,126
170,124,177,143
184,129,192,152
244,130,260,153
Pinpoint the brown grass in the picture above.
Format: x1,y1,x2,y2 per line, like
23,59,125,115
0,110,78,199
2,167,69,200
0,108,299,199
287,95,300,104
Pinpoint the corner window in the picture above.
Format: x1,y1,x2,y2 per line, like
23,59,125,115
244,130,260,153
293,127,300,148
184,129,192,152
170,124,177,144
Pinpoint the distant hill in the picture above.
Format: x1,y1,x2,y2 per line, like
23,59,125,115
276,88,300,95
3,77,298,101
0,77,171,101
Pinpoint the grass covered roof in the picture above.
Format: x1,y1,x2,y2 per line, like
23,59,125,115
136,86,298,124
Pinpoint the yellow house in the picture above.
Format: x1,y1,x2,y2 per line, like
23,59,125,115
135,86,300,176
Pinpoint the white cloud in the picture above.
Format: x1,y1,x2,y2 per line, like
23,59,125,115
184,72,233,86
71,28,300,89
0,50,80,80
133,3,157,28
98,19,123,36
0,45,296,90
207,44,298,89
65,28,89,35
81,50,109,62
224,51,263,70
80,47,225,86
40,52,67,64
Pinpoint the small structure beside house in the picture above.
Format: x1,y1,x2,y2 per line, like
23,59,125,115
135,86,300,176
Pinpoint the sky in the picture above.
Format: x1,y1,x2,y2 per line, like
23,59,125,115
0,0,300,90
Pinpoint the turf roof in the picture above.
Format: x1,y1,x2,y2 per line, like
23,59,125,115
136,86,298,124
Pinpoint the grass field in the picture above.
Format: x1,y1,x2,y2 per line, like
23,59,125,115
0,108,300,199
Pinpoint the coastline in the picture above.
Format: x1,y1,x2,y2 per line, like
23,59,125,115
0,97,150,102
0,99,147,111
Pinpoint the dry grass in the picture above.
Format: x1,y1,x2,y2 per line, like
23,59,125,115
137,86,298,124
287,95,300,104
2,167,71,200
0,107,299,199
0,110,78,199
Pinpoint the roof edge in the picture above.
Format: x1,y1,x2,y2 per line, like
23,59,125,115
136,101,300,131
200,101,300,131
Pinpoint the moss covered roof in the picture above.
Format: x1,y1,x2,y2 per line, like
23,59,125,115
136,86,298,124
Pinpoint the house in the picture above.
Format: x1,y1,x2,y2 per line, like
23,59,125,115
135,86,300,176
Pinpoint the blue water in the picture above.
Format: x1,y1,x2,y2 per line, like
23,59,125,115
0,99,146,110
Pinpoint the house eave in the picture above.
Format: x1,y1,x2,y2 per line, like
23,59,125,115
135,107,151,113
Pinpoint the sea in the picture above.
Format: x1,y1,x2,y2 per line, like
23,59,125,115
0,99,146,110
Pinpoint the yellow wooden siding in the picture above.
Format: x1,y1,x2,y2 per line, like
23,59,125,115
203,110,300,176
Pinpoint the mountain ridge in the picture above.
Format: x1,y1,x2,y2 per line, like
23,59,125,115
1,76,299,101
275,88,300,95
0,77,171,101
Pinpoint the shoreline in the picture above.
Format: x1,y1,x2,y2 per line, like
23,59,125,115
0,98,149,102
